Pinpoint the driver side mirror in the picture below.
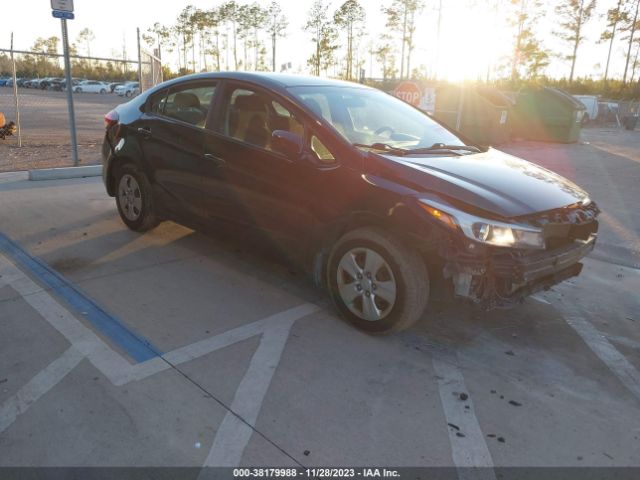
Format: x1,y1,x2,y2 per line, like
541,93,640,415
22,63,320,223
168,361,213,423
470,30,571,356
272,130,303,159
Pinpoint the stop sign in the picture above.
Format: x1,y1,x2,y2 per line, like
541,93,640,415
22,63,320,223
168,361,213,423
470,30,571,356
393,81,422,107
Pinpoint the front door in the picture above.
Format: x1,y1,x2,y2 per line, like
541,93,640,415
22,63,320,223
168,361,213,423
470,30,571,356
202,83,316,242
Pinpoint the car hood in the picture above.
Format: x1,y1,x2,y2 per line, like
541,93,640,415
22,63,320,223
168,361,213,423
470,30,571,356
374,148,589,218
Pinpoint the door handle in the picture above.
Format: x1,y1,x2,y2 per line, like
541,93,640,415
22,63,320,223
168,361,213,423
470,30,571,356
204,153,226,167
137,127,152,138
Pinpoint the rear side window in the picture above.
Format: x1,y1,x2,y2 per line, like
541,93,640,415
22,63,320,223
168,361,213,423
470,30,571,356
148,90,168,115
157,83,217,128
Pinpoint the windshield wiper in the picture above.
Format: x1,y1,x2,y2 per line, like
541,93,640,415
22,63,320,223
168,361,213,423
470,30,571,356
405,143,481,155
353,143,408,156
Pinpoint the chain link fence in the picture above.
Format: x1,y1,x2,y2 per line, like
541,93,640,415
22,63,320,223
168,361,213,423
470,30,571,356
0,45,162,172
140,49,163,94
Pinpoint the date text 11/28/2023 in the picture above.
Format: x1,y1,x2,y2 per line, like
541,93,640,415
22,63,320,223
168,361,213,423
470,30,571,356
232,468,400,478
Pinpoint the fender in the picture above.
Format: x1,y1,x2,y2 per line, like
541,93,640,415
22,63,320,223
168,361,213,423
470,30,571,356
103,128,147,196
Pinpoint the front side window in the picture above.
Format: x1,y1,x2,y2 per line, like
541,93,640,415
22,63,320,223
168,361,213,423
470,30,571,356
311,135,336,164
221,86,304,152
162,84,217,128
290,86,462,150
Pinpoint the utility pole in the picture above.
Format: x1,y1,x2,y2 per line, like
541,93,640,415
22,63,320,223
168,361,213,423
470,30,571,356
61,19,79,166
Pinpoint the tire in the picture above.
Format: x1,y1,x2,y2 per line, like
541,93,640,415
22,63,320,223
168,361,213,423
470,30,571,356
75,87,82,93
327,227,429,334
125,90,132,98
100,89,106,94
114,163,160,232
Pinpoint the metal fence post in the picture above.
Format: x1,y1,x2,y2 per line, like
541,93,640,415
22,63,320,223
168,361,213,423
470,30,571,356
137,27,143,93
10,33,22,147
60,19,79,166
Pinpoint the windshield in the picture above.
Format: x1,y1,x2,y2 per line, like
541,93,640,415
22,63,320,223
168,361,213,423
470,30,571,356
289,85,463,150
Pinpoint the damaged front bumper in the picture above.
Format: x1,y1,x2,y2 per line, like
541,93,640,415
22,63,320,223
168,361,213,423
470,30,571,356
443,234,597,308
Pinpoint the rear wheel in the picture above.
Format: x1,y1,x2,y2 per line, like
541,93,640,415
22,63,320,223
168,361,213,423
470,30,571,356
327,227,429,334
114,163,160,232
100,89,106,94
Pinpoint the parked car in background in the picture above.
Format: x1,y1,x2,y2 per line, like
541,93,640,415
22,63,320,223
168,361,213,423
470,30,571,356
40,78,64,91
0,77,10,87
60,78,84,91
573,95,599,125
75,80,110,94
109,82,124,93
102,72,600,334
114,82,140,97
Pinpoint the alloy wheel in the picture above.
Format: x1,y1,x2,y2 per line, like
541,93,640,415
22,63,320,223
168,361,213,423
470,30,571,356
337,247,397,321
118,174,143,221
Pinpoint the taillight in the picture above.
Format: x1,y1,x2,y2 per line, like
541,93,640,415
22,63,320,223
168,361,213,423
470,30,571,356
104,110,119,129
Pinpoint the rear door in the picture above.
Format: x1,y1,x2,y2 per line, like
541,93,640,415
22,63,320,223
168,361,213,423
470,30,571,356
136,80,218,220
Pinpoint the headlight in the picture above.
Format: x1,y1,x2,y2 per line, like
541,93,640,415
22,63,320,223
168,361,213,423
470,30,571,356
418,199,545,250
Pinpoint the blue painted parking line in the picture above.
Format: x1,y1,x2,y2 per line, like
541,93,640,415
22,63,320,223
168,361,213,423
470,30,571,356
0,232,162,363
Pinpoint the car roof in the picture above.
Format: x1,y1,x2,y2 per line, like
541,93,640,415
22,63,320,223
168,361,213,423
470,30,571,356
157,71,371,92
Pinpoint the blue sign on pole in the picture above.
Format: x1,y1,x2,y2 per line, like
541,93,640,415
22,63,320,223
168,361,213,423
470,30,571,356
52,10,74,20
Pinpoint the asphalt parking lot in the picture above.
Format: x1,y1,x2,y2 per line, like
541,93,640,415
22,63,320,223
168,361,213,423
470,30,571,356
0,128,639,475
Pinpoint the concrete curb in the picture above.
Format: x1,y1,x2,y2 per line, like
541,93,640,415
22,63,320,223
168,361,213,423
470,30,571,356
28,165,102,181
0,171,29,183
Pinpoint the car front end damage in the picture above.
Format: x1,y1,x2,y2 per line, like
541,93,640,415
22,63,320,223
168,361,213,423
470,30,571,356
421,199,600,308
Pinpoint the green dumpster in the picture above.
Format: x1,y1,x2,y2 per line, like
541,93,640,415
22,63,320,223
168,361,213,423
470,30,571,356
512,86,586,143
433,86,513,145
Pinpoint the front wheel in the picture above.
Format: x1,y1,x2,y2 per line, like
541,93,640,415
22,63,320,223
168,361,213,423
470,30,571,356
327,227,429,334
114,164,160,232
100,89,106,94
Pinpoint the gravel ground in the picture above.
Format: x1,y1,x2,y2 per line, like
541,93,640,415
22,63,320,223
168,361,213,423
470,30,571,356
0,88,123,171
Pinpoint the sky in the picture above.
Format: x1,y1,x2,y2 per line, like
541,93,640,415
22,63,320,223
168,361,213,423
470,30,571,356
3,0,633,81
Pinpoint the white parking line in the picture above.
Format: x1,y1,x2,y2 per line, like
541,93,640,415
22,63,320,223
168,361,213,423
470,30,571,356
0,347,84,434
607,334,640,351
432,349,496,480
565,314,640,402
202,318,298,467
2,251,320,466
0,254,135,385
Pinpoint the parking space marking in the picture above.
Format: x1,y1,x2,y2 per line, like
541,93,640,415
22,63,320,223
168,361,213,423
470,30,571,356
0,232,161,362
607,334,640,352
0,347,84,434
432,349,496,480
2,249,320,464
1,252,320,383
202,316,301,467
565,314,640,402
125,303,320,385
0,254,138,385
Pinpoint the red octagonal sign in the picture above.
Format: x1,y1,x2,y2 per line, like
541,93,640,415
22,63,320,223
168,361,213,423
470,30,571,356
393,81,422,107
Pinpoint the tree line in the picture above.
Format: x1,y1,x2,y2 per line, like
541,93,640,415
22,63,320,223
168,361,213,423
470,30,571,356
1,0,639,98
0,28,138,81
